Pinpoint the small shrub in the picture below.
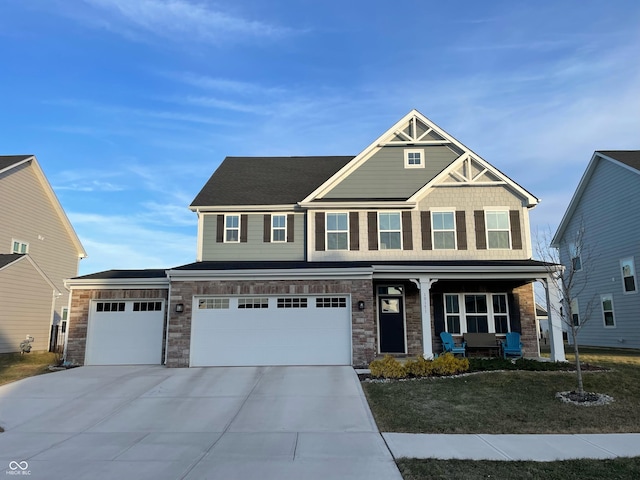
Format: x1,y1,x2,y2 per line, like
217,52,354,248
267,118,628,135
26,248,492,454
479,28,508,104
369,355,407,378
405,356,435,377
430,352,469,376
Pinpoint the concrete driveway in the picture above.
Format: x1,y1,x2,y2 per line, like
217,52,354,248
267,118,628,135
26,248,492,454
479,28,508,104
0,365,401,479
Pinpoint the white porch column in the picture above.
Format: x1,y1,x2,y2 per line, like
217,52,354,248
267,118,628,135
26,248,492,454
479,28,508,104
543,276,566,362
414,277,437,359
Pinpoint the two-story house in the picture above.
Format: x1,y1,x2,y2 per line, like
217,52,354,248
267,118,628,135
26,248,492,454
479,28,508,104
0,155,86,353
552,151,640,349
65,110,563,367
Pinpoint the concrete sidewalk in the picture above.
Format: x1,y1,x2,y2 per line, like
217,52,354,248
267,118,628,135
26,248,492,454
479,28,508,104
383,433,640,461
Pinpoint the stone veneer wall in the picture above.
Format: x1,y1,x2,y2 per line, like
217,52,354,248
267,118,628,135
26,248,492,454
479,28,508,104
512,282,539,357
167,279,376,368
66,288,169,365
403,282,424,357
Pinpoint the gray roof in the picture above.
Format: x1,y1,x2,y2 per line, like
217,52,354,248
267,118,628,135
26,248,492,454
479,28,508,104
0,254,24,269
598,150,640,172
190,156,354,207
0,155,33,170
72,269,168,280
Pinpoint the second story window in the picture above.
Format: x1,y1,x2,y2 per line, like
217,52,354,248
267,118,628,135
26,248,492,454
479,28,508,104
379,212,402,250
224,215,240,242
621,257,637,293
485,211,510,249
404,149,424,168
11,240,28,254
272,215,286,242
326,213,348,250
569,242,582,272
432,211,456,249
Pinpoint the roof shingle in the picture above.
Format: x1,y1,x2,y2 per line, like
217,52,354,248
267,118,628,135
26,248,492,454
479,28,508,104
598,150,640,172
0,155,33,171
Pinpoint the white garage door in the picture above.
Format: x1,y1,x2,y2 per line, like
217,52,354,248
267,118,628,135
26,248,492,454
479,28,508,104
85,300,165,365
190,295,352,366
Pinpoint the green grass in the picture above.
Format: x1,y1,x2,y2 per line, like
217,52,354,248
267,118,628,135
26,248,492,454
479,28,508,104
397,457,640,480
0,352,59,387
362,347,640,434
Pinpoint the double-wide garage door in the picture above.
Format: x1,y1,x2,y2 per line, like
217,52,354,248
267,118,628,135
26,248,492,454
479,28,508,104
190,295,352,366
85,300,164,365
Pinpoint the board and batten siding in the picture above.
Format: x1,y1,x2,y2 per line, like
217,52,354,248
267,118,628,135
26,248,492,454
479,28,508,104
0,161,81,327
0,259,54,353
557,158,640,349
321,145,459,199
201,212,305,261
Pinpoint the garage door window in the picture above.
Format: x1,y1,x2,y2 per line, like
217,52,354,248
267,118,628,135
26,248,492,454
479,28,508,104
277,297,308,308
238,297,269,309
133,301,162,312
316,297,347,308
96,302,125,312
199,298,230,309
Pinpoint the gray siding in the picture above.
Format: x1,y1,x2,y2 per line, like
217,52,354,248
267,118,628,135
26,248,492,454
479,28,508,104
557,159,640,348
322,145,459,199
201,212,305,261
0,161,81,331
0,259,53,353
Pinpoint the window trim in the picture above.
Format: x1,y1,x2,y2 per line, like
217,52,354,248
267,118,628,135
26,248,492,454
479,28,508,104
271,214,287,243
224,214,240,243
11,239,29,254
570,298,580,326
325,212,349,251
404,148,425,169
378,211,403,250
444,292,510,335
601,294,616,328
484,208,511,250
620,257,637,294
431,209,457,250
569,242,582,272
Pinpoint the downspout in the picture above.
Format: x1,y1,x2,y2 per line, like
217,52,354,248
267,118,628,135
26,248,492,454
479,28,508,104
164,271,172,366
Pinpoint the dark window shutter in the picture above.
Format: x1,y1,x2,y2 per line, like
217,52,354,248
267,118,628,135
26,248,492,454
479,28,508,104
216,215,224,243
402,211,413,250
508,293,521,333
433,293,445,336
315,212,325,251
421,211,432,250
349,212,359,250
510,210,522,250
367,212,378,250
240,214,248,243
263,214,271,243
474,210,486,250
456,211,467,250
287,214,295,243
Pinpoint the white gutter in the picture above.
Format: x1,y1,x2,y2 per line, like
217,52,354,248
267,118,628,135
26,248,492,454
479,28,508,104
167,267,374,281
65,277,170,289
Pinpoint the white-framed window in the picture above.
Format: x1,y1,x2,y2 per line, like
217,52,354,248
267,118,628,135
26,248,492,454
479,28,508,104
601,294,616,327
61,307,68,333
271,215,286,242
224,214,240,243
11,239,28,254
404,148,424,168
621,257,637,293
485,210,511,249
378,212,402,250
432,211,456,249
569,242,582,272
326,212,348,250
444,293,510,334
570,298,580,326
199,298,230,309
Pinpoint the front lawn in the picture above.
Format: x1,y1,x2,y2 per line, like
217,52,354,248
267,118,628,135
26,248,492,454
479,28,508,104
362,347,640,434
397,457,640,480
0,352,59,387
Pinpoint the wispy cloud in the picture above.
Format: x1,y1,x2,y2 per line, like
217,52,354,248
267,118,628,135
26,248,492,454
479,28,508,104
163,72,286,96
55,180,125,192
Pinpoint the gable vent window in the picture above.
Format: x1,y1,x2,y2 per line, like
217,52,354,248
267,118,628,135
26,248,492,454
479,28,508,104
277,297,308,309
199,298,230,309
96,302,125,312
11,240,28,254
404,149,424,168
133,301,162,312
316,297,347,308
238,297,269,309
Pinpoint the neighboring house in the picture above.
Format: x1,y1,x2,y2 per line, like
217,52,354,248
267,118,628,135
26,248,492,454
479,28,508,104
0,155,86,353
65,110,563,367
552,150,640,349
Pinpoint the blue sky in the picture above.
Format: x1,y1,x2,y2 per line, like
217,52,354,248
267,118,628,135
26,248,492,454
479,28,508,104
2,0,639,275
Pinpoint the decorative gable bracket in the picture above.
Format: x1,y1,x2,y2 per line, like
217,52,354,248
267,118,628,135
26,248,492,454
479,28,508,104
379,115,451,146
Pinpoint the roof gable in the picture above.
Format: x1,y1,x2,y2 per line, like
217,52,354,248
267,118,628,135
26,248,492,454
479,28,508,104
0,254,60,293
190,156,353,208
0,155,87,258
552,150,640,246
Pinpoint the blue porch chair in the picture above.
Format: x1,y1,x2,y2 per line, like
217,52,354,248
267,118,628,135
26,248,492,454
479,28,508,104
502,332,523,359
440,331,466,357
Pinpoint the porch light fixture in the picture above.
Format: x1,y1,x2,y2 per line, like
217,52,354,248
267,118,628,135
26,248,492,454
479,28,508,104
175,303,184,313
358,301,365,311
